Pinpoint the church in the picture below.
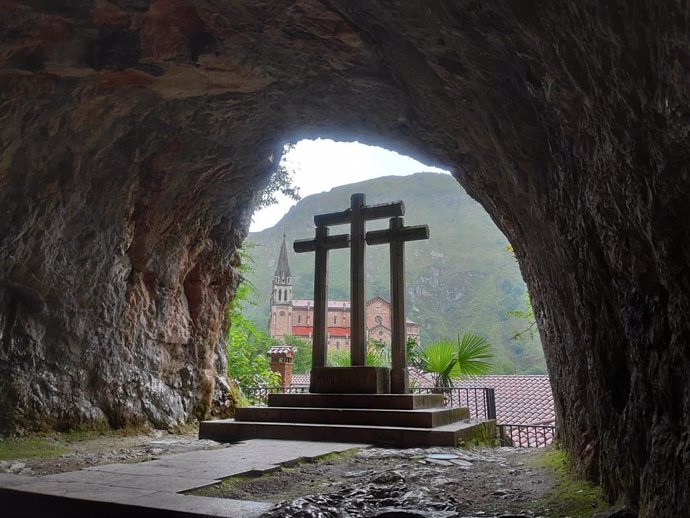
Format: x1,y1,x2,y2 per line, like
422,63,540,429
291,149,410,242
268,235,421,351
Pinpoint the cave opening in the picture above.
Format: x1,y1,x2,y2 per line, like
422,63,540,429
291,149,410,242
246,138,545,376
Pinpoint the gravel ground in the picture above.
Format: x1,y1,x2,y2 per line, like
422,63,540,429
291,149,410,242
192,446,608,518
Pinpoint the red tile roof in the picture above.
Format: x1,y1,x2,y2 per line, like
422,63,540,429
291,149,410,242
288,371,554,428
456,375,555,426
292,373,310,385
267,345,295,357
293,299,351,309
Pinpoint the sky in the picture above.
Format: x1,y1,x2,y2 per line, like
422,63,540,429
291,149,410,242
250,139,450,232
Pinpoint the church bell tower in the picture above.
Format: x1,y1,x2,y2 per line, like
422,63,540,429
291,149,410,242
268,234,292,338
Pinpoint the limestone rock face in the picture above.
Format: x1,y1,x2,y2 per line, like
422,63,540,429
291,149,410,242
0,1,688,515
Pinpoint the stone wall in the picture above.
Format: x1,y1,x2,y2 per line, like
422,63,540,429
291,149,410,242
0,1,688,514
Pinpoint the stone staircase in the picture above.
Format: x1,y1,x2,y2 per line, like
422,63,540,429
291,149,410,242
200,393,496,447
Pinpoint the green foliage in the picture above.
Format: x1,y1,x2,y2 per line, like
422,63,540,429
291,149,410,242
406,336,422,368
327,345,389,368
243,173,546,375
456,333,494,376
284,335,312,374
253,143,301,210
0,438,66,461
226,315,281,392
226,246,281,392
418,333,493,388
531,447,608,517
507,290,537,340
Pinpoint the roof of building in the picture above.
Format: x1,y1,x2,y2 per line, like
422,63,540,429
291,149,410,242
293,299,351,309
455,375,555,426
267,345,294,357
366,296,389,307
289,371,554,427
274,234,291,279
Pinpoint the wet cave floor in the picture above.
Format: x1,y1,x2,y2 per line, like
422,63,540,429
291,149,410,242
189,446,609,518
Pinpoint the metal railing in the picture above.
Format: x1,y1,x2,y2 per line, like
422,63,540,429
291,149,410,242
410,387,497,421
243,385,309,405
243,384,496,421
497,424,556,448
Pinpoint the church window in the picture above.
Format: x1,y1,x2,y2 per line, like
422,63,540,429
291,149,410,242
333,315,337,325
298,315,301,323
278,290,282,301
279,310,285,317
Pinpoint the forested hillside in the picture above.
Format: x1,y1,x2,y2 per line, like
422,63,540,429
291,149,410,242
245,173,545,374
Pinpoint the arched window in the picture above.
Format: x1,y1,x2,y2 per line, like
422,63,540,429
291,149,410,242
278,289,282,301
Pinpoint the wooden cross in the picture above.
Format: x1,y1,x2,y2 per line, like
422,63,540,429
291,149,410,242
294,226,349,372
366,217,430,393
315,193,404,366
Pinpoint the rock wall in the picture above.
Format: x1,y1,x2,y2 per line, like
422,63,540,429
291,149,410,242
0,1,688,514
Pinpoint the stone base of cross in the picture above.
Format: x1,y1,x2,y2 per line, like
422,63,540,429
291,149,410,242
294,193,429,394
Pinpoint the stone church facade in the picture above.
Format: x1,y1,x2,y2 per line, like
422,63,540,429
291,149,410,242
268,235,420,351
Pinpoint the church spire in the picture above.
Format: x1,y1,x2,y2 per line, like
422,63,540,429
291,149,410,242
275,232,291,279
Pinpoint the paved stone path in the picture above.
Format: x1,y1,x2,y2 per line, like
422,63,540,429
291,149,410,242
0,439,368,517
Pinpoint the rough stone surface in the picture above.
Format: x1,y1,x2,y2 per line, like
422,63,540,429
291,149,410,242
0,2,688,516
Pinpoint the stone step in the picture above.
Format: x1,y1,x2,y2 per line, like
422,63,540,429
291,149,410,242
267,393,445,410
199,419,496,448
235,406,469,428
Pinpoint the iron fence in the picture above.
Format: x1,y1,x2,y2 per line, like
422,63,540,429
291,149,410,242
497,424,556,448
410,387,497,421
243,385,309,405
243,385,496,421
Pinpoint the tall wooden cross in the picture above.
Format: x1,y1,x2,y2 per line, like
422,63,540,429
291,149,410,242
293,227,349,372
367,217,430,393
314,193,404,366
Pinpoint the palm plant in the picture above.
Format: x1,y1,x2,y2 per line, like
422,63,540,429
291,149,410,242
327,346,388,367
418,333,493,388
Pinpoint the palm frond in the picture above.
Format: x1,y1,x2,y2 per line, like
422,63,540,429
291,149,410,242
327,349,351,367
418,338,461,388
456,333,493,377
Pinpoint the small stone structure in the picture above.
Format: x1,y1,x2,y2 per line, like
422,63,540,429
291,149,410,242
266,345,294,387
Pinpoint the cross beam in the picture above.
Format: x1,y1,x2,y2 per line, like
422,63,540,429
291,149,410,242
294,227,350,372
314,193,404,366
366,217,430,393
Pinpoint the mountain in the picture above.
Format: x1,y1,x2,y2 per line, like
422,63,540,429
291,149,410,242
243,172,545,374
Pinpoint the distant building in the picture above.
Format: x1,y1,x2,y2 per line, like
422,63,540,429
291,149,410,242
268,235,421,350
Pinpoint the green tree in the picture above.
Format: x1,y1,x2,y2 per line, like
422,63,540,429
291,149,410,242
226,246,281,393
252,143,301,210
283,335,312,374
505,245,538,342
507,290,537,341
417,333,493,388
327,345,389,368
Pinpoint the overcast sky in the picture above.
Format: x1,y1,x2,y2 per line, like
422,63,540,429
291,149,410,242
250,139,450,232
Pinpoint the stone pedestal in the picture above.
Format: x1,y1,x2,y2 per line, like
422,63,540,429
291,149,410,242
310,366,391,394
